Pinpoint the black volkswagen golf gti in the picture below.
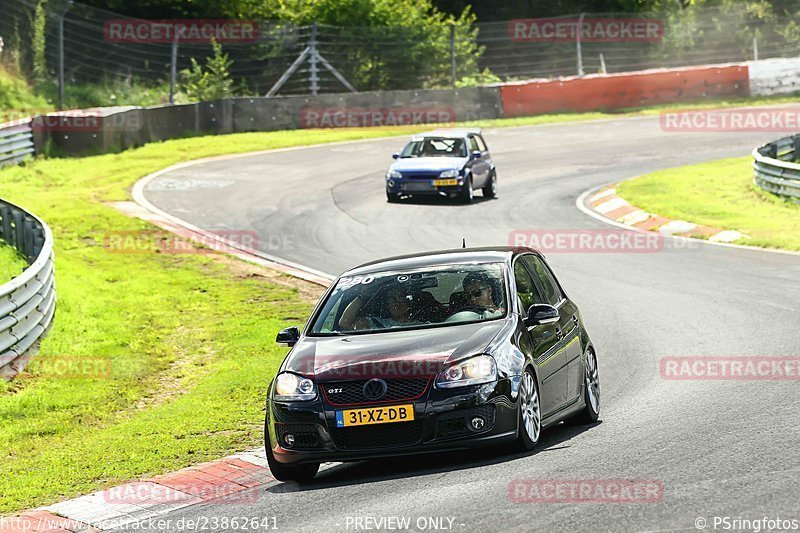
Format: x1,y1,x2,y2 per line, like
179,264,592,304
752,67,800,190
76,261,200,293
265,247,600,481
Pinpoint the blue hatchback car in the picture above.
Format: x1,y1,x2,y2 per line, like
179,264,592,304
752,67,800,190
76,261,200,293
385,129,497,203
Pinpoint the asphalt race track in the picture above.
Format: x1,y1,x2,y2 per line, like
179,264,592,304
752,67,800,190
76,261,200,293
136,114,800,532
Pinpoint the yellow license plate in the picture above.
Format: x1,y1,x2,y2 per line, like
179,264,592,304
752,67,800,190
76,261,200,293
433,179,458,186
336,404,414,427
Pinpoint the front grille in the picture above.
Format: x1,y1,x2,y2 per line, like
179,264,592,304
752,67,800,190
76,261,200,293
402,173,439,181
323,377,430,406
402,182,434,192
331,421,424,449
435,405,495,440
276,423,322,450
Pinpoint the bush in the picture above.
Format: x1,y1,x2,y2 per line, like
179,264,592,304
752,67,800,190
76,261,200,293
179,40,234,102
456,68,502,88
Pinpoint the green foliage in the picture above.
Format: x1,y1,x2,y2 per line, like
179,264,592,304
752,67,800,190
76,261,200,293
179,39,234,102
31,0,48,86
243,0,484,91
0,65,50,118
0,242,27,282
456,67,502,88
54,77,174,108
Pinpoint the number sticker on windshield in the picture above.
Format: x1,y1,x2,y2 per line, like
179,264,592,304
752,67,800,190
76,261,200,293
339,276,374,288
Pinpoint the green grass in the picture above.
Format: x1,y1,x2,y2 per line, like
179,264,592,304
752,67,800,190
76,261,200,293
0,243,27,282
617,157,800,251
2,93,800,515
0,128,414,514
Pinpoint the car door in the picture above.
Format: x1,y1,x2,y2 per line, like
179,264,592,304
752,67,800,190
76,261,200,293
522,254,583,405
475,134,493,180
467,135,488,187
512,255,568,417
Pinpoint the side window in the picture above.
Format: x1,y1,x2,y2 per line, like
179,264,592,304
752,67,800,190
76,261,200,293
513,259,544,311
467,136,480,152
522,255,562,306
474,135,488,152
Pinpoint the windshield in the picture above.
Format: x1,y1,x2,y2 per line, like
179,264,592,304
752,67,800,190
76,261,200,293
399,137,467,158
309,263,508,335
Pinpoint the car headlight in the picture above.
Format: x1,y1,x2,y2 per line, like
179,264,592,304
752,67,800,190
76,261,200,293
274,372,316,401
435,355,497,388
439,169,460,178
387,170,402,180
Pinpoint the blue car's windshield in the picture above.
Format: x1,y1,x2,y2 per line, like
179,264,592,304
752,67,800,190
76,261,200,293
309,263,508,335
400,137,467,158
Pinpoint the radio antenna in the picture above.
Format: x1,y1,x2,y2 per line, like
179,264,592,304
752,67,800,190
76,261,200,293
462,238,466,248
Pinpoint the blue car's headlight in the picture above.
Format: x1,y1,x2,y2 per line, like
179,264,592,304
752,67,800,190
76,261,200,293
435,355,497,388
274,372,316,401
387,170,402,180
439,169,460,178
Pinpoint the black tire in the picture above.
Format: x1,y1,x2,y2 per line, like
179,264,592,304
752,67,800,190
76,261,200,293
514,367,541,452
458,176,474,204
566,348,600,425
264,418,320,482
387,190,401,203
482,170,497,198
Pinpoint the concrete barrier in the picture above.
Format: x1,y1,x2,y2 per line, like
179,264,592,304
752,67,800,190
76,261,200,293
748,58,800,96
26,60,799,157
500,64,749,117
34,87,502,154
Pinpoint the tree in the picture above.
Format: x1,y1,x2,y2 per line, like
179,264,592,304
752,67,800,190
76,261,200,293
179,39,234,102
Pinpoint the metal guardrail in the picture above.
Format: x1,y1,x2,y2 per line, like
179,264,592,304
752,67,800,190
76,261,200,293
0,199,56,379
0,121,35,168
753,135,800,203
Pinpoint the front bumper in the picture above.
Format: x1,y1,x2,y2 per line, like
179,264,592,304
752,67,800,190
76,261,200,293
386,177,467,196
267,378,518,465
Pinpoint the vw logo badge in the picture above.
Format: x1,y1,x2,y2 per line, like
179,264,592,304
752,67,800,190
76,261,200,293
363,378,388,400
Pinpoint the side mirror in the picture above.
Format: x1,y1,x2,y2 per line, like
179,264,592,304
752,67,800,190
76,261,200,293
392,152,400,159
524,304,559,327
471,150,482,160
276,326,300,346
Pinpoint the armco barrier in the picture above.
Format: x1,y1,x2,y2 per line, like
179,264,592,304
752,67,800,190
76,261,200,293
500,64,749,117
0,199,56,379
753,135,800,203
0,121,35,168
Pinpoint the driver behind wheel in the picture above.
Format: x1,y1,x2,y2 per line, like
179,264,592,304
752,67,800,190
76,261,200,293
377,287,425,328
462,272,505,319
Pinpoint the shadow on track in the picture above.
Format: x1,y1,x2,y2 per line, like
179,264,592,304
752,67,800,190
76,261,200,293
266,420,602,494
391,195,496,207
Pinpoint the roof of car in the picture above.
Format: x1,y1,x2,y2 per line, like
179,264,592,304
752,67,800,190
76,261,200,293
343,246,540,276
416,127,483,138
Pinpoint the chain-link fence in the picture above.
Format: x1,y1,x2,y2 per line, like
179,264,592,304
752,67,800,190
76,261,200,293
1,0,799,107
